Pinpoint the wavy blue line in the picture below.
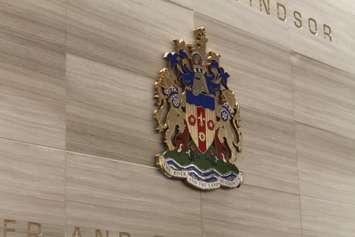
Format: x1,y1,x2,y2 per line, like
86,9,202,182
166,158,237,177
165,158,234,176
165,158,238,181
176,163,237,181
188,170,218,182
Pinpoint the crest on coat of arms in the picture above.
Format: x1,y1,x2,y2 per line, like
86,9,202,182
154,27,243,190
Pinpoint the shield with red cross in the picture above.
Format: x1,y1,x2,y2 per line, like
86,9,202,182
186,101,216,153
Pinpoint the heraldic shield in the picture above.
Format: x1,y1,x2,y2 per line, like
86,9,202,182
154,27,243,190
186,100,216,153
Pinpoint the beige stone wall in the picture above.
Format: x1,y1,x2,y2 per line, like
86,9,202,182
0,0,354,236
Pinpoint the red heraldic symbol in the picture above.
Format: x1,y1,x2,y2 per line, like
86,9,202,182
186,103,215,153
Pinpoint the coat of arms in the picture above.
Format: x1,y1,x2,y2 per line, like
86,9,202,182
154,27,243,190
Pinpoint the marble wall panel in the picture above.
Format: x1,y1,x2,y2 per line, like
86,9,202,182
66,54,161,166
201,184,301,237
0,138,65,225
66,0,193,78
0,0,66,148
237,108,298,194
296,123,355,205
301,196,355,237
292,53,355,140
66,152,202,237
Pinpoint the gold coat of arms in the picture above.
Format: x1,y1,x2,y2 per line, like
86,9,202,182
154,27,243,190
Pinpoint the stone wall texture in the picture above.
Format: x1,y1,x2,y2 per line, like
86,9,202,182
0,0,355,237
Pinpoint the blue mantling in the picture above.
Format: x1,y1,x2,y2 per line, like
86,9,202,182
186,90,215,110
165,50,230,98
